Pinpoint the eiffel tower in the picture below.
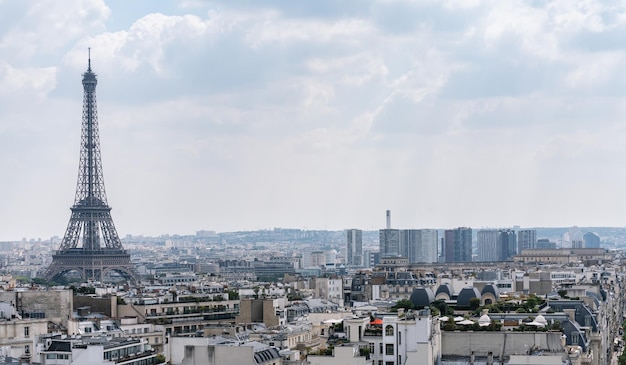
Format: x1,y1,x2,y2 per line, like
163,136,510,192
44,54,139,285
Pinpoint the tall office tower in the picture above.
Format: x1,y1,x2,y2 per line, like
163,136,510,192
44,56,139,284
477,230,499,262
346,229,363,266
444,227,473,263
583,232,600,248
517,229,537,252
379,210,400,257
379,229,400,257
478,229,517,261
404,229,439,263
400,230,416,261
499,229,517,260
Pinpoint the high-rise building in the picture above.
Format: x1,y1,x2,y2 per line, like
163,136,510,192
378,210,438,263
500,229,517,260
477,230,499,262
517,229,537,252
380,229,401,257
379,210,400,257
444,227,472,263
583,232,600,248
478,229,517,261
403,229,438,263
346,229,363,266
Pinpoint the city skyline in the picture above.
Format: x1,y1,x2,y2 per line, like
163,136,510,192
2,1,626,241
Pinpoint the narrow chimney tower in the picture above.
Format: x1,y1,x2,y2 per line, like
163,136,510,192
386,210,391,229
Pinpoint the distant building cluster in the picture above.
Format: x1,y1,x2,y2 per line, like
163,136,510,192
1,49,624,365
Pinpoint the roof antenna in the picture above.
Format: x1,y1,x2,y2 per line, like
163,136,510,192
88,47,91,71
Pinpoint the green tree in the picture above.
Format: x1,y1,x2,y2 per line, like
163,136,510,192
431,299,453,315
469,298,480,310
525,296,538,310
392,299,415,312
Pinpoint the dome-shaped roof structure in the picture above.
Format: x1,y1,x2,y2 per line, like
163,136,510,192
480,284,500,299
457,286,481,307
478,313,491,327
409,287,435,308
535,314,547,326
435,283,454,297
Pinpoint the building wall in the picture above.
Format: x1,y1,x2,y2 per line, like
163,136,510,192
166,337,215,365
0,319,47,359
73,296,114,317
514,248,610,265
441,332,565,358
235,299,281,327
0,290,72,327
308,345,369,365
181,345,255,365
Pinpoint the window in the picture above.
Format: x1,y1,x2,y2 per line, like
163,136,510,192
386,344,394,355
24,327,29,337
399,331,401,345
385,325,394,336
380,343,383,354
571,333,578,344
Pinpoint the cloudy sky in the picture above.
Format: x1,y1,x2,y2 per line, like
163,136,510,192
1,0,626,240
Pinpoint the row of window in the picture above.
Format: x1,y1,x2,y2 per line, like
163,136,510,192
369,343,395,356
46,354,69,359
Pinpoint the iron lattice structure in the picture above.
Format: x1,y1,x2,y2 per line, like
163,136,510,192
44,58,139,284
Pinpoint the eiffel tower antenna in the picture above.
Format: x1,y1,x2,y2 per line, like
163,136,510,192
43,52,139,284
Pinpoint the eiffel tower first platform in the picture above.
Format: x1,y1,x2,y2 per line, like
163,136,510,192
43,55,139,285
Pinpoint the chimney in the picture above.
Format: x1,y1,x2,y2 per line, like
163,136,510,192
386,210,391,229
563,309,576,321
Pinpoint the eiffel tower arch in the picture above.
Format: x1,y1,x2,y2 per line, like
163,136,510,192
43,54,139,285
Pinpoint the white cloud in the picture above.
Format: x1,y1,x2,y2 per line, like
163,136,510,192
0,0,109,61
0,61,56,98
3,0,626,239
